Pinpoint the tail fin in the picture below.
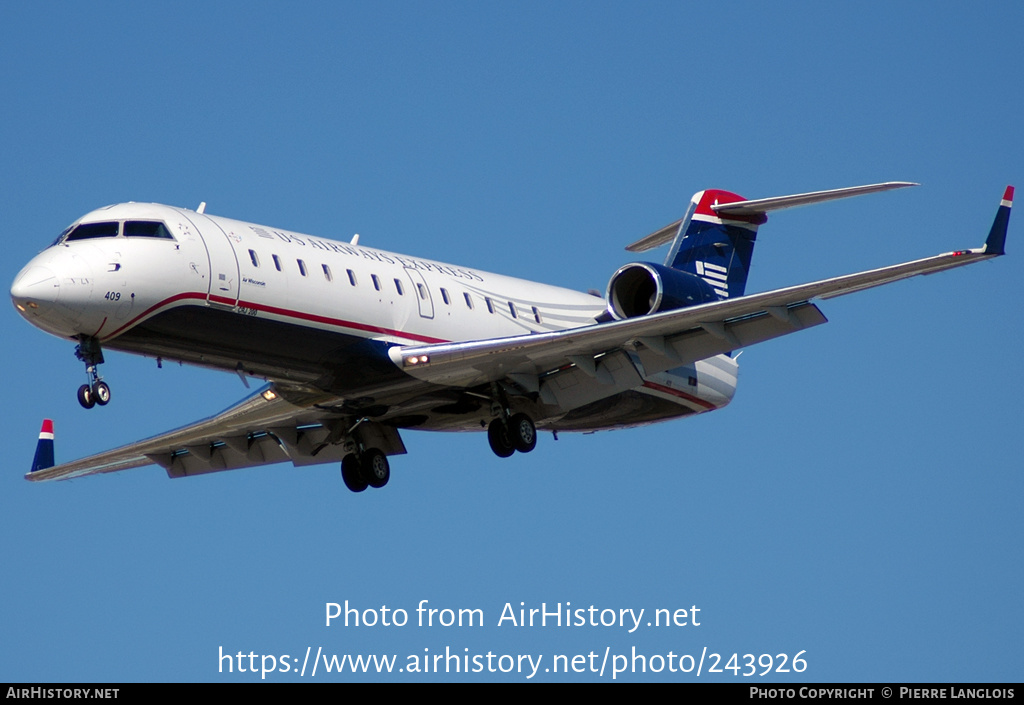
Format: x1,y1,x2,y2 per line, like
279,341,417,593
626,182,917,301
31,420,55,473
665,189,761,300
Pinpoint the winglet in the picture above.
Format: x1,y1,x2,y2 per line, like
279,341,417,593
983,185,1013,255
31,419,55,473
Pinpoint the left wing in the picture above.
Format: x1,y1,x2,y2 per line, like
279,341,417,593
26,385,405,482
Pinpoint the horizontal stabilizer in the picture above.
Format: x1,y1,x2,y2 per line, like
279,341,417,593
627,181,917,253
713,182,917,216
626,220,686,253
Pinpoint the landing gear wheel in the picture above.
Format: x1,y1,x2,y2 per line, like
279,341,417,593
487,419,515,458
362,449,390,488
509,413,537,453
75,336,108,409
341,454,368,493
77,384,95,409
93,381,111,406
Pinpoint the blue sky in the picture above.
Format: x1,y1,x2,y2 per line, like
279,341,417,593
2,2,1021,682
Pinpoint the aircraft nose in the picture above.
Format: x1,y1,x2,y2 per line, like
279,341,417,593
12,247,96,337
11,265,60,316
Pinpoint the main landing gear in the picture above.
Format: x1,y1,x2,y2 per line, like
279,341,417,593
74,336,110,409
487,413,537,458
340,449,390,493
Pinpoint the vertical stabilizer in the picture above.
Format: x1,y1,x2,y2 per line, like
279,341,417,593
664,189,763,300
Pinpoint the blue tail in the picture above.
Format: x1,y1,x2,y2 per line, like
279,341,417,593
664,189,765,300
663,188,770,299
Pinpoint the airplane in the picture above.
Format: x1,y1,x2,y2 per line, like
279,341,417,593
12,182,1012,492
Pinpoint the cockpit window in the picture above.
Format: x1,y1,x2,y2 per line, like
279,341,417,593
124,221,174,239
64,221,119,241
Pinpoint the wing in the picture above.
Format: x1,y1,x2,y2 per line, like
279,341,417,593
26,385,406,482
392,187,1012,392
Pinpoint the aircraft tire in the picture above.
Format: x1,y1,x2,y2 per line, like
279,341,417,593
77,384,95,409
93,381,111,406
363,449,390,488
509,414,537,453
487,419,515,458
341,454,368,493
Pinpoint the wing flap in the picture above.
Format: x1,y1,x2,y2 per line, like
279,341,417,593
631,303,828,377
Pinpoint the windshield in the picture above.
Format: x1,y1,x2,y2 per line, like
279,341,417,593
124,221,174,239
64,221,120,241
53,219,176,245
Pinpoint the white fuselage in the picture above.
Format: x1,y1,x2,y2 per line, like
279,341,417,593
12,202,736,432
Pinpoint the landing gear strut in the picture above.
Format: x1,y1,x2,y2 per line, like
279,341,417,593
340,449,391,493
75,336,110,409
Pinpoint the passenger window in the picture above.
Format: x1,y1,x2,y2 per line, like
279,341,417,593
322,264,332,281
248,250,260,267
272,255,282,271
347,269,357,286
65,222,119,241
485,297,494,314
416,283,427,300
508,302,518,318
532,306,542,324
124,221,173,239
440,288,450,305
394,279,404,295
297,259,307,276
464,292,473,309
371,274,381,291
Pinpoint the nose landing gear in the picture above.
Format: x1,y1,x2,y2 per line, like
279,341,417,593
75,336,110,409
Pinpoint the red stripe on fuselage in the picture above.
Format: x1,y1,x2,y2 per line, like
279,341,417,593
641,380,717,410
100,292,447,345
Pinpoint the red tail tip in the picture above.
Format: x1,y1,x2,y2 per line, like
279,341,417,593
40,419,53,435
1003,185,1014,203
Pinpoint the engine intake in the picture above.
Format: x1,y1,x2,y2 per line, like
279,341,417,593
606,262,721,319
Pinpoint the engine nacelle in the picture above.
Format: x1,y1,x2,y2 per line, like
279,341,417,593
605,262,720,320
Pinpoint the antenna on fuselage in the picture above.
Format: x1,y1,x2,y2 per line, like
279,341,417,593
197,202,207,214
350,233,360,245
